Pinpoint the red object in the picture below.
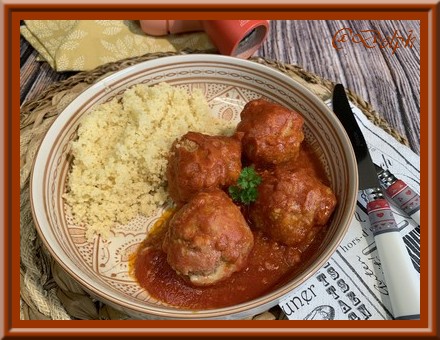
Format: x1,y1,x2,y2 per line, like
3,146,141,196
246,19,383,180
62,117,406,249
139,20,270,59
385,179,421,216
366,198,399,236
139,20,203,35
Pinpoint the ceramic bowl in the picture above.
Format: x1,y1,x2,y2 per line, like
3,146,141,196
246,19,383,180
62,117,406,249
30,54,358,320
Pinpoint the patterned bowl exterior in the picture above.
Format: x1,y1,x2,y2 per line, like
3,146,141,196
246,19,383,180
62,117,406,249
30,55,358,320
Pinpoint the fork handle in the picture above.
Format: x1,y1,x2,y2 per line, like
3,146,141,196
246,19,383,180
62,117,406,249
385,179,421,226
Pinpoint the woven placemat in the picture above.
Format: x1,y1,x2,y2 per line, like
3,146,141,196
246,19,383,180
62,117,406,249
19,50,409,321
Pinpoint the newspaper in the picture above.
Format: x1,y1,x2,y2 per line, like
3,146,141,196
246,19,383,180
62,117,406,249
279,101,420,320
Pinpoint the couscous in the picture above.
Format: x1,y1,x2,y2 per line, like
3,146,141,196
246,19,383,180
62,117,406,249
63,82,235,240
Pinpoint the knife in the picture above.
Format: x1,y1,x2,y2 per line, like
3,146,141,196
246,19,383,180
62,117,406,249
332,84,420,320
375,164,420,226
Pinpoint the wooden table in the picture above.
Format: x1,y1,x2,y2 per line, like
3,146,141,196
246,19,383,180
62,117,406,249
20,20,420,154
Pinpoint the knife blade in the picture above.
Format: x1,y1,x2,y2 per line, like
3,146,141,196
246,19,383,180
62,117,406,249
332,84,420,320
375,164,420,226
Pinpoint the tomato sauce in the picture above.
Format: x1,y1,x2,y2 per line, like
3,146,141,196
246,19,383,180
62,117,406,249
132,142,330,310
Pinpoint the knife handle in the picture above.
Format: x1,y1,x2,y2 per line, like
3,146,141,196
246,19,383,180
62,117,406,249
377,169,421,226
367,195,420,320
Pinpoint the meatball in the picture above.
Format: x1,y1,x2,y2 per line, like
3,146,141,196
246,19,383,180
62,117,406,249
162,189,254,286
249,168,337,247
235,99,305,166
166,132,242,205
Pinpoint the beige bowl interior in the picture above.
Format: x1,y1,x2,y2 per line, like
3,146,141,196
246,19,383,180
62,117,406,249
30,54,358,320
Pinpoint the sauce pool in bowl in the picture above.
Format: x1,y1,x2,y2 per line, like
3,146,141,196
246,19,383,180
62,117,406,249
132,142,330,310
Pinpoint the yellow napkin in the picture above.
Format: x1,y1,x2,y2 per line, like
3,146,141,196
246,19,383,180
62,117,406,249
21,20,215,72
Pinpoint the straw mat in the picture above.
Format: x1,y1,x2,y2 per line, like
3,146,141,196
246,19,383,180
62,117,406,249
19,50,409,320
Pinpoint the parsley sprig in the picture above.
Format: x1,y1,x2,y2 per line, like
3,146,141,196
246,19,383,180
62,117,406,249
228,166,262,205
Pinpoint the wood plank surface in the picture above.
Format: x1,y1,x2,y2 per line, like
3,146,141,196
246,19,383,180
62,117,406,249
20,20,420,154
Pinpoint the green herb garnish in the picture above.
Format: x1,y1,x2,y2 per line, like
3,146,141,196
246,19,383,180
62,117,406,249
228,166,262,205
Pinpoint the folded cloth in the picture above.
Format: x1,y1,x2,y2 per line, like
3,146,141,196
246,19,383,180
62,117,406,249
20,20,215,72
